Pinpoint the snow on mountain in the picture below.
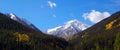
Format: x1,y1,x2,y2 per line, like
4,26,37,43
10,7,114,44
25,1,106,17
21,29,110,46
47,26,62,34
6,13,40,31
46,19,89,39
9,13,18,21
64,19,88,30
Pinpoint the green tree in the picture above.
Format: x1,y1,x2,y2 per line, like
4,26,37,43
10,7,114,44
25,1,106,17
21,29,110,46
95,43,101,50
114,33,120,50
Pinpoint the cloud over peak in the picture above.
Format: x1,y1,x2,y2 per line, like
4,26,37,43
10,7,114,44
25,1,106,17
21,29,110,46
48,1,56,8
83,10,111,23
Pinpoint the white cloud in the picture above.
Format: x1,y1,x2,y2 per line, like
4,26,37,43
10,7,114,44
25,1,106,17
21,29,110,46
53,14,57,18
83,10,111,23
48,1,56,8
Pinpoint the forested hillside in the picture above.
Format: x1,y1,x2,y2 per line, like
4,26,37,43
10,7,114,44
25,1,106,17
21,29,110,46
67,11,120,50
0,13,68,50
0,11,120,50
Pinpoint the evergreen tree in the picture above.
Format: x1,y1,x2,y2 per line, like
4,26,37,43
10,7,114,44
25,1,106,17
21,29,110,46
114,33,120,50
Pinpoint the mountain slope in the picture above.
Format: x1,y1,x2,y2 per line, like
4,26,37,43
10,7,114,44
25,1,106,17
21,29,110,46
67,11,120,50
6,13,40,32
1,11,120,50
46,19,89,39
0,13,68,50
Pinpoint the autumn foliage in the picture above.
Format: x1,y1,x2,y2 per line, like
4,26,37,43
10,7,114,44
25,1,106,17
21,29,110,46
14,32,29,42
106,20,116,30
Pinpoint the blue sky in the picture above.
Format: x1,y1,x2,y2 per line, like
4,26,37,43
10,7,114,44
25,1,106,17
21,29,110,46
0,0,120,31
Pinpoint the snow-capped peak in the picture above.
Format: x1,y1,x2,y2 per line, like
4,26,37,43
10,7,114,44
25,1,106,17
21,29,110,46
46,19,89,39
66,19,80,24
9,13,17,21
8,13,31,25
6,13,40,32
64,19,89,30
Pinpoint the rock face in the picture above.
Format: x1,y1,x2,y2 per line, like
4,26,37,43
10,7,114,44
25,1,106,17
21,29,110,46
46,19,89,39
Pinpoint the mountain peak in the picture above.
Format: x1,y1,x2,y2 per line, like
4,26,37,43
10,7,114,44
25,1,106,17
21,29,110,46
9,13,17,20
46,19,89,39
6,13,40,32
66,19,80,24
65,19,89,30
7,13,31,25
